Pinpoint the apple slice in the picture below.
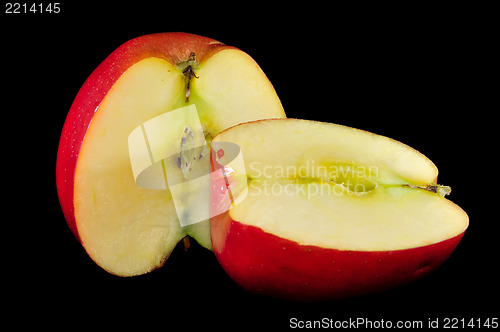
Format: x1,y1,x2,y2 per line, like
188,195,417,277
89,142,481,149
56,33,285,276
210,119,468,300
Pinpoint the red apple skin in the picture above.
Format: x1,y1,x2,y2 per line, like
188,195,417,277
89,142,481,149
209,153,464,301
211,212,464,301
56,32,235,241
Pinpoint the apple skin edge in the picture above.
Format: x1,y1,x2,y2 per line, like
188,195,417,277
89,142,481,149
209,150,464,301
56,32,234,241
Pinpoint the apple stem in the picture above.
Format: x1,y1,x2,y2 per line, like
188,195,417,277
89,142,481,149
183,236,191,251
180,52,199,102
404,183,452,197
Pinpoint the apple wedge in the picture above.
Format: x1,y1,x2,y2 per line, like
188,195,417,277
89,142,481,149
56,33,285,276
210,119,468,301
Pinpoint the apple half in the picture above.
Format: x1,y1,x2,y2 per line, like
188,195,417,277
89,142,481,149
56,33,285,276
210,119,468,301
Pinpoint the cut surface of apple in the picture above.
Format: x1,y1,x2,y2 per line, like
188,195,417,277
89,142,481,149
57,33,285,276
210,119,468,300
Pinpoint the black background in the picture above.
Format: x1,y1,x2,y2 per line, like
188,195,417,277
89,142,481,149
2,2,496,329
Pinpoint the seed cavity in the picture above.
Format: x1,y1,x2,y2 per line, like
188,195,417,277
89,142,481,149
180,126,195,179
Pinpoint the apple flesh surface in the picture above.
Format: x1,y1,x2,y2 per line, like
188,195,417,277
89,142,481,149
210,119,468,301
56,33,285,276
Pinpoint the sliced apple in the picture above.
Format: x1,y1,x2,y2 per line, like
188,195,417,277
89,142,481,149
210,119,468,300
56,33,285,276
